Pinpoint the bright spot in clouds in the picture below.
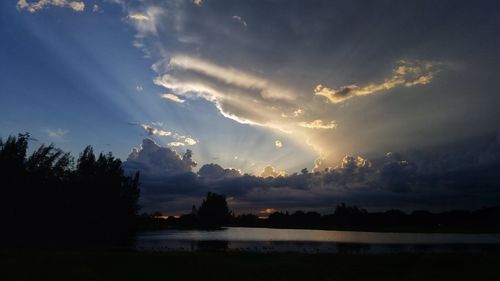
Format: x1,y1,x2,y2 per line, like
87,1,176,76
275,140,283,148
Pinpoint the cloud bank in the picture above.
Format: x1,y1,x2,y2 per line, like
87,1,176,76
123,135,500,214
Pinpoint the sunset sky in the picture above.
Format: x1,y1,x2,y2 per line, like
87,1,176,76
2,0,500,214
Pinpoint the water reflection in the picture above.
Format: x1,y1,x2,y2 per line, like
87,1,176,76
136,227,500,254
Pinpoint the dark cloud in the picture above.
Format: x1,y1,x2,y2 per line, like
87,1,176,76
123,135,500,214
198,163,242,179
123,138,196,177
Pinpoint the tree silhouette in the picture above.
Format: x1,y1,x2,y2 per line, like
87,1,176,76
0,133,140,248
197,192,231,229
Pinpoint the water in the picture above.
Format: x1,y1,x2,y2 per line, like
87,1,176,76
136,227,500,254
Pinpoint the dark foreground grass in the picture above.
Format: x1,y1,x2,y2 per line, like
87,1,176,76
1,250,499,281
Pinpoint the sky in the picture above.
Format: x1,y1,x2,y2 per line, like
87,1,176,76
1,0,500,214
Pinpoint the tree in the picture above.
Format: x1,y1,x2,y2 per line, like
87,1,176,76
0,133,140,247
197,192,231,229
71,147,140,243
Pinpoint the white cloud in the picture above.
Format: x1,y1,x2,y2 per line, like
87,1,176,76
184,137,197,145
193,0,203,7
140,124,197,146
136,85,144,92
232,15,247,27
128,13,150,21
17,0,85,13
154,54,298,130
161,93,185,104
68,1,84,11
44,128,68,139
260,166,287,178
167,55,295,101
141,124,172,136
126,7,163,35
293,108,303,117
299,120,337,129
168,142,185,147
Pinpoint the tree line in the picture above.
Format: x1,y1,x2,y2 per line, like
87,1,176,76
0,133,140,247
145,202,500,233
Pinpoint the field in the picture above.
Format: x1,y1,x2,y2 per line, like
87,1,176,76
1,250,498,281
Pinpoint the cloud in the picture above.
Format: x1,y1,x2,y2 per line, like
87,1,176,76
141,124,172,136
166,55,293,100
168,142,185,147
193,0,203,7
161,93,185,104
128,13,150,21
293,109,303,117
92,4,99,12
139,124,197,147
260,166,287,178
340,155,372,170
232,15,247,27
275,140,283,148
126,7,163,35
153,54,298,129
123,138,196,177
113,0,471,176
299,120,337,129
184,137,197,145
44,128,68,139
315,60,436,104
198,163,242,179
68,1,84,11
136,85,144,92
17,0,85,13
122,135,500,214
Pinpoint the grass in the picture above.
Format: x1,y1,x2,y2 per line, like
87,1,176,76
1,250,499,281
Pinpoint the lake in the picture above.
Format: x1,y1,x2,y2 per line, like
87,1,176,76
136,227,500,254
